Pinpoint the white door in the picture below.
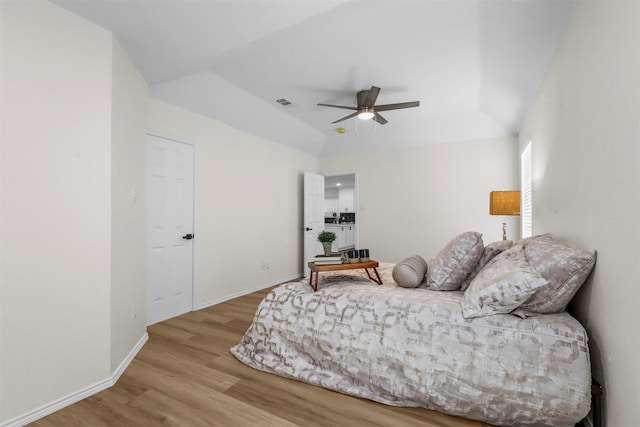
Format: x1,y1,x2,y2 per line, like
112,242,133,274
303,171,325,277
146,134,194,325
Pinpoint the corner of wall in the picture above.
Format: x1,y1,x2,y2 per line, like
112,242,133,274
110,35,149,373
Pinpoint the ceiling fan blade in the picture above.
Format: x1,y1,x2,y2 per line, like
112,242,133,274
317,103,357,111
372,112,388,125
331,111,359,124
361,86,381,108
374,101,420,111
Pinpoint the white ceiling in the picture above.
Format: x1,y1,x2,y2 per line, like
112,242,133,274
53,0,577,157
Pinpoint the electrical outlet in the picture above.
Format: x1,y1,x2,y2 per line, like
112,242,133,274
260,262,269,270
131,304,136,319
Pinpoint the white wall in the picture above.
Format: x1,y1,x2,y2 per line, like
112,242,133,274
0,0,112,422
519,1,640,425
319,136,519,262
110,39,148,371
0,2,317,421
147,98,318,307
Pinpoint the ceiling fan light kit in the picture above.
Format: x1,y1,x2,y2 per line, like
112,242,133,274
358,108,374,120
318,85,419,126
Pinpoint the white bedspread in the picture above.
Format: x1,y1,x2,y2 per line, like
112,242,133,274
230,264,591,426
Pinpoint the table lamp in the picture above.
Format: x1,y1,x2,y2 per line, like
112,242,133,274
489,191,521,240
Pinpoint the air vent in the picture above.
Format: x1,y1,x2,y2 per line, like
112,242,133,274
276,98,293,107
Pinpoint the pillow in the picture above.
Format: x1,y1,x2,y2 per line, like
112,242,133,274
459,240,514,291
392,255,428,288
426,231,484,291
512,234,596,317
462,245,548,319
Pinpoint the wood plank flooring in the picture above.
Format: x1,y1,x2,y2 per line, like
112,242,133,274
30,284,493,427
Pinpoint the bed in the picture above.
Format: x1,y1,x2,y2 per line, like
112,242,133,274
231,234,595,426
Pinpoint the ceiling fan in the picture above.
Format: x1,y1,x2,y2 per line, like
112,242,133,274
317,86,420,125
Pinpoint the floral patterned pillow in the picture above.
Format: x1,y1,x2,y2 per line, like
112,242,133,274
425,231,484,291
462,245,548,319
513,235,596,317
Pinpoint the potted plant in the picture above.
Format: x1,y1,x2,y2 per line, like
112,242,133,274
317,231,336,256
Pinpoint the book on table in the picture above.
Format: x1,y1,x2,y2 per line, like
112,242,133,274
313,254,343,265
315,255,342,260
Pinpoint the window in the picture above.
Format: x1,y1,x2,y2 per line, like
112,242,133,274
520,142,532,238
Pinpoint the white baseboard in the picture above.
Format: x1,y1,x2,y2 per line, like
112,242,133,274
194,273,301,311
2,333,149,427
111,333,149,383
4,275,299,427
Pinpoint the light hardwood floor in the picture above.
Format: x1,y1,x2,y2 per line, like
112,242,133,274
30,284,493,427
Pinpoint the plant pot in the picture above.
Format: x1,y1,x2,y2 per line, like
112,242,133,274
322,242,333,256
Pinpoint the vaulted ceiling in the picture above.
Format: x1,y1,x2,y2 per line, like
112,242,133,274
53,0,577,156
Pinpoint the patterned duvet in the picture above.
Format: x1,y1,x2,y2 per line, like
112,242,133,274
230,263,591,426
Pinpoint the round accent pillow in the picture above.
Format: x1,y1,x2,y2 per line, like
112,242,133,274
392,255,428,288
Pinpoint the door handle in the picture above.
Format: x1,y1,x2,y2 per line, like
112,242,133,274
305,227,312,231
182,234,194,240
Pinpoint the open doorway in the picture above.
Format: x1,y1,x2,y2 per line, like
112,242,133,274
322,172,358,253
302,171,359,277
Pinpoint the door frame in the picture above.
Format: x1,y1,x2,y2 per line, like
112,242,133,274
322,170,359,250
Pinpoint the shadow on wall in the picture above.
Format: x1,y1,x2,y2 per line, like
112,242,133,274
569,270,604,427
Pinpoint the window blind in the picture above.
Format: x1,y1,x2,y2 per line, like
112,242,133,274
520,142,532,238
